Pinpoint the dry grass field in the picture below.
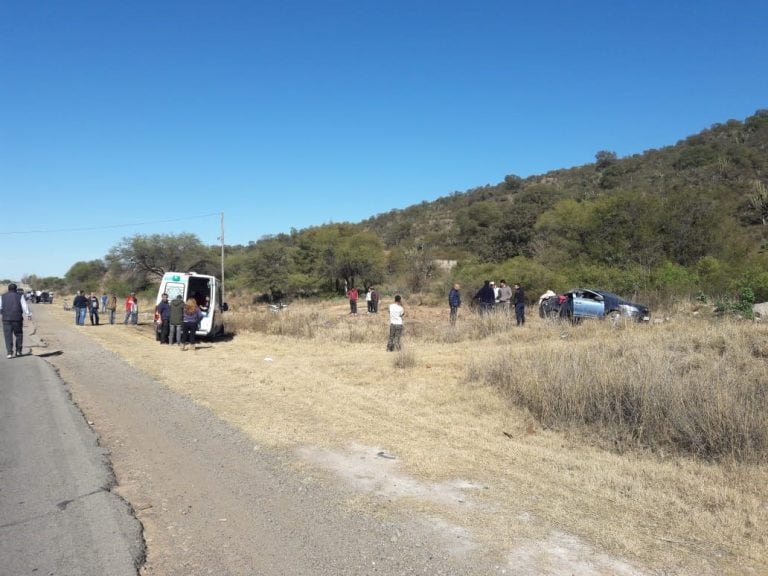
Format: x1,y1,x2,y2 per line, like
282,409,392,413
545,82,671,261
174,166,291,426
47,296,768,575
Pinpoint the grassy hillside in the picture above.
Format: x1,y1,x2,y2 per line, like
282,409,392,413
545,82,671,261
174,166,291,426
363,110,768,261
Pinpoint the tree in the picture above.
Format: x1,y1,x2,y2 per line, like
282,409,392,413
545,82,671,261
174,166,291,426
595,150,617,169
107,233,213,279
65,260,108,292
403,246,436,293
242,239,294,295
334,231,385,289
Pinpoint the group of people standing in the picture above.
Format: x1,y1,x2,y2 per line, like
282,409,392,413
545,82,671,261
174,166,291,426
68,287,206,352
346,286,380,315
448,280,526,326
153,293,205,350
71,291,119,325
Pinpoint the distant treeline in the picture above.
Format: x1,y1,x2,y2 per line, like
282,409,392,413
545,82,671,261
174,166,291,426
23,110,768,307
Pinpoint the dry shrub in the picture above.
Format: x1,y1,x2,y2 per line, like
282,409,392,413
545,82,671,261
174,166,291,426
227,300,768,461
480,319,768,461
392,348,417,369
226,302,386,343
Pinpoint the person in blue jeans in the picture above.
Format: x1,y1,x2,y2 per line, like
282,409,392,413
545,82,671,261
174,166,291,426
181,297,204,351
72,290,88,326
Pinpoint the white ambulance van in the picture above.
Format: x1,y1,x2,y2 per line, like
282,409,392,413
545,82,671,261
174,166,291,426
156,272,228,338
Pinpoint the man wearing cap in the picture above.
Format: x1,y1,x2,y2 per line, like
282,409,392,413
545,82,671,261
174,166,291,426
1,283,31,358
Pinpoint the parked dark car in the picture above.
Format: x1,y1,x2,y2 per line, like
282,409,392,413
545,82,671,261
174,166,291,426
539,288,650,323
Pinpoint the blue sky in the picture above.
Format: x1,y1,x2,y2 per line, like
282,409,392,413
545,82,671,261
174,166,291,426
2,1,766,280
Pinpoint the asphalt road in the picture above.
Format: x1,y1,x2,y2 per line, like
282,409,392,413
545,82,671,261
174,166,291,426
0,343,144,576
9,306,506,576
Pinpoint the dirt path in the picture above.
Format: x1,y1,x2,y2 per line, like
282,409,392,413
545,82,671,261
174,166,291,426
32,306,515,575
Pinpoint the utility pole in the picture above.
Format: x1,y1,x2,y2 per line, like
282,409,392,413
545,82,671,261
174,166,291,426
220,212,225,304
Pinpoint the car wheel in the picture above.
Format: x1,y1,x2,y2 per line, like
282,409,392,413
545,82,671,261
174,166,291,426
546,308,561,320
607,310,622,325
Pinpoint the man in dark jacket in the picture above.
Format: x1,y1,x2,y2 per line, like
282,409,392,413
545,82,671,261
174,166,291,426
1,283,31,358
169,295,185,346
155,293,171,344
474,280,495,315
448,283,461,325
89,292,100,325
513,283,526,326
73,290,89,326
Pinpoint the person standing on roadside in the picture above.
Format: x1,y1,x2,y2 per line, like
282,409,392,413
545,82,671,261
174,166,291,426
448,283,461,326
386,294,405,352
181,297,204,351
365,287,374,313
101,293,108,313
169,294,184,346
89,292,100,325
73,290,88,326
123,293,133,324
155,293,171,344
124,293,138,324
1,283,31,358
106,292,117,324
513,283,526,326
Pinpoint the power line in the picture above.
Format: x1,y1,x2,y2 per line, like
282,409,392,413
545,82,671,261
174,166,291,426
0,213,222,236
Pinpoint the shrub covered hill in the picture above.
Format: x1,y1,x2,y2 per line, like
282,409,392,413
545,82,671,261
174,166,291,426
355,109,768,302
226,110,767,304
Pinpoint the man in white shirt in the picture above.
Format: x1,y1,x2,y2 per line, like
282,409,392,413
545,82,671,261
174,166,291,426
386,295,405,352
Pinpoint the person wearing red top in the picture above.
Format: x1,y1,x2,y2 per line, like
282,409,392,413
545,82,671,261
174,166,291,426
124,293,138,324
346,286,359,315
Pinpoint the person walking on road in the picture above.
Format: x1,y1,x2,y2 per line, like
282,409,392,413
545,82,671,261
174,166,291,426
386,295,405,352
1,283,31,358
